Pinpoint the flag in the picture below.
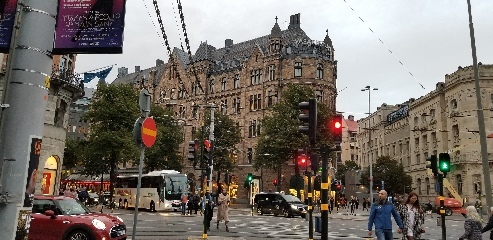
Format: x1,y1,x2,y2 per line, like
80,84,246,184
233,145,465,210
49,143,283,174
83,66,113,84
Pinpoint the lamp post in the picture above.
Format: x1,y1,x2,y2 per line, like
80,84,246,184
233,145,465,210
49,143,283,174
361,86,378,204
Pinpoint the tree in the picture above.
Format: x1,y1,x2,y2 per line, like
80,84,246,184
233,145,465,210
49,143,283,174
140,104,184,172
63,139,82,170
359,156,412,196
81,83,140,202
253,84,332,191
335,160,360,185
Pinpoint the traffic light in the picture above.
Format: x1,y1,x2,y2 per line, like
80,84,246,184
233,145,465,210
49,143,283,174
297,153,307,171
330,180,337,191
426,155,438,176
336,182,341,191
310,153,319,173
314,175,321,191
273,179,278,186
298,98,317,145
332,114,343,144
225,172,230,184
244,173,253,188
203,139,212,166
187,140,198,167
438,153,451,174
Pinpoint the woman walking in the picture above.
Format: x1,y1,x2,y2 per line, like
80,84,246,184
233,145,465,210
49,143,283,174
216,187,231,232
398,192,425,240
459,205,483,240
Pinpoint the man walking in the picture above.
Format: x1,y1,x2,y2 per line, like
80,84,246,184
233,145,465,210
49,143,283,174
368,190,403,240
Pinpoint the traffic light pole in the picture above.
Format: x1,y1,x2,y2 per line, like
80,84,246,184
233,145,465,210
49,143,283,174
438,174,446,240
320,144,329,240
307,170,313,240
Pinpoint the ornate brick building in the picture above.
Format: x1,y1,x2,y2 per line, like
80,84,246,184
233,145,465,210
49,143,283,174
357,64,493,205
114,13,338,203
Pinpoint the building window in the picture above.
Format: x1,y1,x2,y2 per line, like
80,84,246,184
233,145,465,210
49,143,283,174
221,78,227,91
417,178,422,195
220,99,227,114
413,116,418,126
192,107,198,119
250,69,262,85
257,94,262,110
268,65,275,81
425,177,430,195
234,74,240,89
256,120,261,136
450,99,458,109
247,148,253,164
249,95,254,111
315,90,323,102
431,132,437,148
416,153,421,165
209,79,215,93
233,98,241,114
294,62,302,77
316,63,323,79
248,120,253,138
430,109,435,119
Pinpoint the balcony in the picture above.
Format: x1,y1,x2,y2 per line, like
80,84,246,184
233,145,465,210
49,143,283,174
51,66,84,97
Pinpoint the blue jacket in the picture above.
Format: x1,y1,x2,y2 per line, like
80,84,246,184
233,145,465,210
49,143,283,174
368,201,404,231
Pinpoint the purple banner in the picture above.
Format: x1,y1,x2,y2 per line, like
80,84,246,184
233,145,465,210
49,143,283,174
53,0,126,54
0,0,18,53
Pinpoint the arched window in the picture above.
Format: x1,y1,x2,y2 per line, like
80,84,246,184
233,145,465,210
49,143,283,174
209,79,215,93
425,177,430,195
417,178,422,195
316,64,323,79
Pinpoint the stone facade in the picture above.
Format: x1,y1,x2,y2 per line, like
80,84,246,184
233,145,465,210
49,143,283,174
114,13,338,203
357,64,493,205
340,115,359,164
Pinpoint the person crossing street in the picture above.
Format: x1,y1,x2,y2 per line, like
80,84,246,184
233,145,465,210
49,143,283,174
216,187,231,232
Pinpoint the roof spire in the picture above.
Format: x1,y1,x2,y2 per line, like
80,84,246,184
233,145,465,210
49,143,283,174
275,16,278,23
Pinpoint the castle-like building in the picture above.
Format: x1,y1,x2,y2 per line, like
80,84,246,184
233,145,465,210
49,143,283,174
113,13,338,202
357,64,493,205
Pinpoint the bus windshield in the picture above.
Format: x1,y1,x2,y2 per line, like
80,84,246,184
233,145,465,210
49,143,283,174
164,174,188,201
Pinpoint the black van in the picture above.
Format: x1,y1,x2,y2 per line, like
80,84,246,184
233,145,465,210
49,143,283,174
254,192,307,218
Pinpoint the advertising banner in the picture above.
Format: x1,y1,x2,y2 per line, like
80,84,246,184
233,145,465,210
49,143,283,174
0,0,18,53
53,0,126,54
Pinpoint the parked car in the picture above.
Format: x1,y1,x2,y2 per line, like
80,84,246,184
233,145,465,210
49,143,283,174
29,195,126,240
85,192,100,206
255,192,307,218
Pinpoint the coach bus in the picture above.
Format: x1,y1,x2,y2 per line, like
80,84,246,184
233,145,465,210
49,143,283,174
115,170,189,211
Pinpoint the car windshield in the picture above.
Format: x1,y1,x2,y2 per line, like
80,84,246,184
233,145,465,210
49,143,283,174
282,195,303,203
56,198,90,215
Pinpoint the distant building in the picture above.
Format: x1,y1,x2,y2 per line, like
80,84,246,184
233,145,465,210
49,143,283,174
340,115,359,165
67,87,95,141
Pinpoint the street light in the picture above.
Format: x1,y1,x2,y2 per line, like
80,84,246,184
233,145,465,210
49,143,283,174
361,85,378,204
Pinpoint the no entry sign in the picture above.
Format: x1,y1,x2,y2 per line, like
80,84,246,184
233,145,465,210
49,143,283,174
141,117,157,148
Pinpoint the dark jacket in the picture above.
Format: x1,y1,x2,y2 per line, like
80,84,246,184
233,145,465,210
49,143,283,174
482,214,493,240
368,200,404,231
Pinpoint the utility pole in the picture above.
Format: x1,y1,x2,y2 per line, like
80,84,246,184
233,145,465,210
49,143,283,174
438,174,446,240
0,1,58,239
320,145,329,240
466,0,492,214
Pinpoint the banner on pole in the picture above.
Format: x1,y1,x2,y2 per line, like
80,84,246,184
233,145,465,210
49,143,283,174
53,0,126,54
0,0,18,53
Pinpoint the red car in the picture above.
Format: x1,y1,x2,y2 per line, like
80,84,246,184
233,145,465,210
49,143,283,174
29,195,126,240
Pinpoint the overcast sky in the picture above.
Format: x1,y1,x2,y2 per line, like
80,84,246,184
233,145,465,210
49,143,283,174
74,0,493,120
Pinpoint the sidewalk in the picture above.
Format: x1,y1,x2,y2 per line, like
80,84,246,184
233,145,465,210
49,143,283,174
188,237,245,240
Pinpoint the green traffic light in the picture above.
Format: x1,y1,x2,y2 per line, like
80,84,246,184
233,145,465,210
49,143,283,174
440,162,449,170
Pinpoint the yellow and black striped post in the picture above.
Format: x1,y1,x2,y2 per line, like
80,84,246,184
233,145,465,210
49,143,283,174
320,145,329,240
307,171,313,240
438,174,446,240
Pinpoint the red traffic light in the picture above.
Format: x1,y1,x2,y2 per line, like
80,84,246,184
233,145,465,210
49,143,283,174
334,121,342,129
331,114,343,144
273,179,278,186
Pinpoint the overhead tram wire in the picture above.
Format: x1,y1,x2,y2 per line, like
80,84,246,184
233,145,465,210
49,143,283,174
342,0,425,90
141,0,166,49
176,0,206,98
152,0,189,96
170,0,185,51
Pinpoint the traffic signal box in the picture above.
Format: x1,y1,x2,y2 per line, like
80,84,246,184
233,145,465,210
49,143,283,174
298,98,317,145
188,140,198,167
273,179,278,186
331,114,343,144
244,173,256,188
203,139,212,169
426,155,438,176
438,153,451,174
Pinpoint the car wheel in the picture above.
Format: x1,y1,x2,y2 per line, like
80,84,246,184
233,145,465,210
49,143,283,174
257,207,263,215
67,230,90,240
445,208,453,216
283,209,290,218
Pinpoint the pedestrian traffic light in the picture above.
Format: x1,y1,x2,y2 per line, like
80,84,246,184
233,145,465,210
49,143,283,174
310,153,319,173
314,175,321,191
187,140,198,167
203,139,212,166
244,173,253,188
438,153,451,174
332,114,343,144
273,179,278,186
298,98,317,145
426,155,438,176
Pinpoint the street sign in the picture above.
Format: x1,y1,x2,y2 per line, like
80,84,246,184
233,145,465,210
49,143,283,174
139,89,151,118
141,117,157,148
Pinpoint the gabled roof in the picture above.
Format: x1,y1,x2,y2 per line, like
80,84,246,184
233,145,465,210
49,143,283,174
345,117,358,132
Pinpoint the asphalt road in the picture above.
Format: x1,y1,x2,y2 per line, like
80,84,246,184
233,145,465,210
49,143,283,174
94,206,488,240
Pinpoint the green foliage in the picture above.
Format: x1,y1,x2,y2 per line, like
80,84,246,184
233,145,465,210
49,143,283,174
359,156,412,195
80,83,140,177
335,160,361,185
63,139,82,169
253,84,332,172
141,104,184,172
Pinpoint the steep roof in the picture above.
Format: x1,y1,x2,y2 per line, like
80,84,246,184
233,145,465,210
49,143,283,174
345,117,358,132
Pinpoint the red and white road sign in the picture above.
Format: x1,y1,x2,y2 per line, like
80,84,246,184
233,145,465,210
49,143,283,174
141,117,157,148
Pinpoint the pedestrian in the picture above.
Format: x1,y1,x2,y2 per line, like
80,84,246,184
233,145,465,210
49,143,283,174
362,198,368,211
181,191,188,215
350,197,356,216
356,197,360,210
481,206,493,240
397,192,425,240
64,186,77,198
187,193,194,215
193,191,200,214
329,197,334,214
459,205,483,240
425,201,433,218
368,190,404,240
202,189,214,231
216,187,231,232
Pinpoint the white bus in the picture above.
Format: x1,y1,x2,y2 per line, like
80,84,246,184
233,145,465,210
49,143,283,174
115,170,189,211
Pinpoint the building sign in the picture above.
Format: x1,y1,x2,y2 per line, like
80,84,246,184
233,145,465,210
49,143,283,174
53,0,127,54
0,0,18,53
387,105,409,125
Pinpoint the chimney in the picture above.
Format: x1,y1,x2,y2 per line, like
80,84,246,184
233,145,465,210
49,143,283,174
135,66,141,73
288,13,301,30
117,67,128,78
156,59,164,66
225,39,233,48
